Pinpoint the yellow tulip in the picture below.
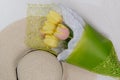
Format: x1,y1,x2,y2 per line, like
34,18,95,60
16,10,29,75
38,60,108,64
41,21,56,34
43,35,59,48
47,10,62,25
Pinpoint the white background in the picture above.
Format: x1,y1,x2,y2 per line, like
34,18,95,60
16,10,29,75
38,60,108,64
0,0,120,80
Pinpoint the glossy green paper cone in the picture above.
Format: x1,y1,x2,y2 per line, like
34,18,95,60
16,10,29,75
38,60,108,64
66,24,120,77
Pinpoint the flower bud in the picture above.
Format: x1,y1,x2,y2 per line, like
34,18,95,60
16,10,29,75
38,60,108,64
43,35,59,48
54,24,70,40
47,11,62,25
41,21,56,34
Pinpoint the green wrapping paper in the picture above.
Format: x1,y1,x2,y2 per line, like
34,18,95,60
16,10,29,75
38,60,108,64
65,24,120,77
25,2,120,78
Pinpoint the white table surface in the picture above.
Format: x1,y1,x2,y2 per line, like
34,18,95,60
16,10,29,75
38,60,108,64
0,0,120,80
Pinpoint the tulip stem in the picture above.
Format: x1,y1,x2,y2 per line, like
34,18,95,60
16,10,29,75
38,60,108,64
68,36,73,39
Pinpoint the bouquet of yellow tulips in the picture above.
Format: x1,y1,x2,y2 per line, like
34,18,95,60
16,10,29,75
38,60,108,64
26,2,120,79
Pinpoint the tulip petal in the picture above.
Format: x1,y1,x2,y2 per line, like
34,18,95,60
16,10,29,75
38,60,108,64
47,11,62,25
54,24,70,40
43,35,59,48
